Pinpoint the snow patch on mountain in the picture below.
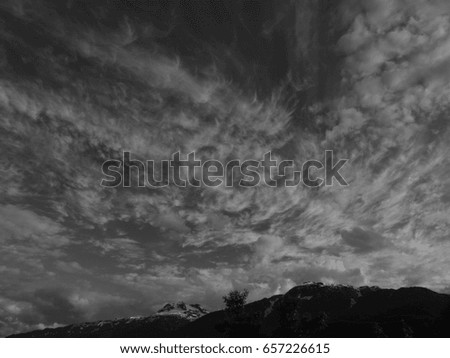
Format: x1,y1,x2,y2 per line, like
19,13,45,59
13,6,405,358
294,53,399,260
156,302,208,321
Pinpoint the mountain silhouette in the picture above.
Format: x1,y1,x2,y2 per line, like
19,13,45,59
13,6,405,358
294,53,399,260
8,301,208,338
8,283,450,338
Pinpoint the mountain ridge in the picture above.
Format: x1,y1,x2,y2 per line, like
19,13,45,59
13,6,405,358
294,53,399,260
8,283,450,338
8,301,208,338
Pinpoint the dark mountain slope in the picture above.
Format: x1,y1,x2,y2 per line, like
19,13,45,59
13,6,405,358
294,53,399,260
180,283,450,338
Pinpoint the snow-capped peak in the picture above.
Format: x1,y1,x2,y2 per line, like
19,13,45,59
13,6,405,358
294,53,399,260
156,301,208,321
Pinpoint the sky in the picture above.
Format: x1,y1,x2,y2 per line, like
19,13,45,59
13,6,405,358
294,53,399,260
1,0,450,336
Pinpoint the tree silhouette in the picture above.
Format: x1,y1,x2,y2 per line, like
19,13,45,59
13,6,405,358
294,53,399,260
223,289,249,317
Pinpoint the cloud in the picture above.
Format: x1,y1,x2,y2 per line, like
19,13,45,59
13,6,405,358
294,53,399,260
32,288,84,325
341,227,390,254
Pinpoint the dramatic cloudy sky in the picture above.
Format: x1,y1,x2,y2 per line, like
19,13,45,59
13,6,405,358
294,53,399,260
1,0,450,336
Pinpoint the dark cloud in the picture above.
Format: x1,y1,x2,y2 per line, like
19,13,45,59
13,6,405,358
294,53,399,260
31,288,84,325
341,227,390,254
